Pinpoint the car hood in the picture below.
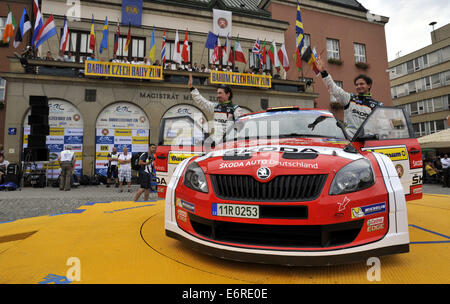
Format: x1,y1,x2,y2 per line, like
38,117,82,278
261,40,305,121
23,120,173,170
194,138,365,179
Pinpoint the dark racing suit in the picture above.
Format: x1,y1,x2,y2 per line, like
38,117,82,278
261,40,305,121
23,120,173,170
190,87,244,143
321,72,383,138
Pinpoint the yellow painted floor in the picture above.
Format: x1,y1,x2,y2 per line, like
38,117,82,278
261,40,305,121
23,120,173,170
0,194,448,284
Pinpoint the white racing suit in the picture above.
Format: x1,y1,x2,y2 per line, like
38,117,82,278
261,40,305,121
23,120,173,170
321,73,382,138
190,88,245,144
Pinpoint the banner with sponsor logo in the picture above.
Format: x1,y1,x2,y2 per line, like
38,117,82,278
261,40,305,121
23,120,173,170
85,61,163,80
23,100,84,178
210,70,271,88
213,9,232,37
95,102,149,176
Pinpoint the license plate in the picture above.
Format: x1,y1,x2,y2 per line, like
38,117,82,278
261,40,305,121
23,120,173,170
212,203,259,219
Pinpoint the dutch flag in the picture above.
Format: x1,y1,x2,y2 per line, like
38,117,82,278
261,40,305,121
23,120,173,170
34,14,57,50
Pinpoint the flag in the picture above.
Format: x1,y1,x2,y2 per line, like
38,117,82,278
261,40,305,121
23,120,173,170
59,15,69,53
2,6,17,44
172,29,182,64
224,34,233,64
233,36,246,64
181,29,189,63
99,16,108,54
252,39,263,68
89,15,95,51
301,46,319,75
278,43,289,71
161,29,166,64
205,31,218,49
32,0,43,48
14,8,31,48
124,23,131,52
113,21,120,54
211,37,222,63
295,2,305,70
149,26,156,61
34,14,57,49
268,41,280,68
261,40,267,65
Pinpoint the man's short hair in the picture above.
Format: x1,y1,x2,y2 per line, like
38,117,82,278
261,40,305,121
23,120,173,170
354,74,373,86
218,84,233,100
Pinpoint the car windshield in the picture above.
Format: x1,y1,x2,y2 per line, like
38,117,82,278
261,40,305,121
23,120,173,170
225,110,347,141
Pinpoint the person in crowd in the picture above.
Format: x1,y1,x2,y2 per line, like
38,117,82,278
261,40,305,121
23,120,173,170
200,64,208,73
87,53,98,61
313,58,383,138
64,51,76,62
441,154,450,187
0,153,9,185
118,147,132,193
134,144,157,202
110,54,121,63
122,56,130,64
58,146,75,191
142,57,151,65
106,147,120,188
192,62,199,72
131,57,140,65
44,51,55,61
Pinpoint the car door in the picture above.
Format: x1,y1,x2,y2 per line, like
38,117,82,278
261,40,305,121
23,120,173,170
354,107,423,201
155,116,207,198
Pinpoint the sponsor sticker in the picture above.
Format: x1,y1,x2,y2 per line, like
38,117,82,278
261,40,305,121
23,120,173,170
177,209,188,223
368,147,408,161
351,202,386,219
176,198,195,213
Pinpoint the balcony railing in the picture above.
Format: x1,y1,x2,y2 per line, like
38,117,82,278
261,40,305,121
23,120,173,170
7,56,314,94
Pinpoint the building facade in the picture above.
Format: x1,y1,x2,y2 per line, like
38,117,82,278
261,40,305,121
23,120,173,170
265,0,392,119
1,0,318,177
388,23,450,138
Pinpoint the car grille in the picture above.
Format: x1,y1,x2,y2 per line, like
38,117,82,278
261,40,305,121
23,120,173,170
210,174,328,201
189,214,364,248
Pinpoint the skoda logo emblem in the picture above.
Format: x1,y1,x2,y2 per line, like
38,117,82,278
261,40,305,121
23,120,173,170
257,167,271,180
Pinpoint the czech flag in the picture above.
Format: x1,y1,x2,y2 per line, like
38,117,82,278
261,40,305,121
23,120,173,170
60,15,69,53
31,0,43,48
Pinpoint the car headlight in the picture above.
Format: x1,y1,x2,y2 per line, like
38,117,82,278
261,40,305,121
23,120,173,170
183,161,209,193
329,158,375,195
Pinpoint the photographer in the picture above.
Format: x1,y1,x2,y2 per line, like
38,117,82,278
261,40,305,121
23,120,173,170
106,147,120,188
134,144,157,202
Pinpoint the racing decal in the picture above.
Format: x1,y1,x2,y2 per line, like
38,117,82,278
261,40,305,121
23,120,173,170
168,152,199,165
351,202,386,219
367,217,385,232
197,145,363,162
176,198,195,213
218,159,319,169
395,164,404,178
367,147,408,161
337,197,350,212
177,209,188,223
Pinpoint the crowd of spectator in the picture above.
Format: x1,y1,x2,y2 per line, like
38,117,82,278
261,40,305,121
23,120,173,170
28,48,282,78
423,154,450,187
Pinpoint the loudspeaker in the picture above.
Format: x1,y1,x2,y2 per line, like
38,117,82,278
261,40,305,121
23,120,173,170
24,147,49,162
28,114,48,125
30,124,50,136
31,105,49,116
30,173,46,188
29,95,48,107
28,135,47,147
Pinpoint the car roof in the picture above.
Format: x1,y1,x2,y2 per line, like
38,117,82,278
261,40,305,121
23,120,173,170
239,106,333,119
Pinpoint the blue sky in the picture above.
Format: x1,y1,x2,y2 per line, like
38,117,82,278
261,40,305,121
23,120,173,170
357,0,450,61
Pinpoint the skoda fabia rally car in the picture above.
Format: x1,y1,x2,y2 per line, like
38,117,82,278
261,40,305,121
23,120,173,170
162,106,422,266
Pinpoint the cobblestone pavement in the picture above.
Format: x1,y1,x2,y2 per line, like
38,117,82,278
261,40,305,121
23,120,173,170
0,184,157,222
0,183,448,223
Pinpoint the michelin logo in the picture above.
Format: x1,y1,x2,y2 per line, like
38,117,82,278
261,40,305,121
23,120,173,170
352,202,386,219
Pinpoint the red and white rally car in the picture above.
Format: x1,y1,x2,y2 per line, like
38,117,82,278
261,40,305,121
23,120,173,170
161,106,422,266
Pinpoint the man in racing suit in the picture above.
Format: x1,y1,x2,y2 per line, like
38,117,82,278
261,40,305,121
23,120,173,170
315,59,383,138
188,74,245,145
